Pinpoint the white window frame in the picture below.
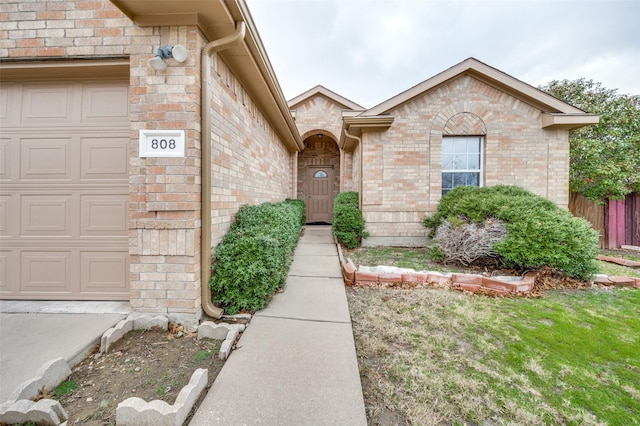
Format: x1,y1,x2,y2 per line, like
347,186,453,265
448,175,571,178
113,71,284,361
441,136,484,195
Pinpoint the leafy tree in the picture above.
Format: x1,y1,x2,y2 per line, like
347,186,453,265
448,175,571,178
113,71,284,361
540,79,640,202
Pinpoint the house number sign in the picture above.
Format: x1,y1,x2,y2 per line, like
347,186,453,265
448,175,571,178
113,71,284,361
139,129,185,158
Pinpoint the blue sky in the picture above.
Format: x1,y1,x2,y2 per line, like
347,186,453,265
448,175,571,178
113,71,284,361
246,0,640,108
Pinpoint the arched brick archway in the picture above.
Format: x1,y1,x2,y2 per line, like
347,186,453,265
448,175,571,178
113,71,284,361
297,131,341,223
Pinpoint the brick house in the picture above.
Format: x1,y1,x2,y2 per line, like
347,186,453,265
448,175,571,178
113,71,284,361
291,59,598,246
0,0,597,321
0,0,303,323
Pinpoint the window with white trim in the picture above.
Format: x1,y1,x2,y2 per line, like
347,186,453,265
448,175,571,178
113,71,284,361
442,136,483,195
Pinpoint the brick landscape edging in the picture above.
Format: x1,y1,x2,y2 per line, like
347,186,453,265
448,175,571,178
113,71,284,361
334,237,640,294
341,260,537,295
341,260,640,293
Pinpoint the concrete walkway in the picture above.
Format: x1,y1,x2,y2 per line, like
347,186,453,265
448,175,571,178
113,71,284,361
190,225,367,425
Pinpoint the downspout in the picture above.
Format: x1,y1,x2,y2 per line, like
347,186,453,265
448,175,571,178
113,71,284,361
343,127,363,208
201,21,246,319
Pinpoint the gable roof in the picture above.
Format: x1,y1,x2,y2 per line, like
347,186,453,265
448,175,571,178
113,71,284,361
360,58,596,125
288,85,365,111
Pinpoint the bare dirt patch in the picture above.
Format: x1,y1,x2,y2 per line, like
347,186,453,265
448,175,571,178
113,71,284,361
55,327,224,425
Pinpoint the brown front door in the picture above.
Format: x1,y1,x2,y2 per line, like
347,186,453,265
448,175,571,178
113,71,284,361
307,167,334,223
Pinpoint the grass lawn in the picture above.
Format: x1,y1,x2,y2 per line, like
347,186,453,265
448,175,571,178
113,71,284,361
347,287,640,425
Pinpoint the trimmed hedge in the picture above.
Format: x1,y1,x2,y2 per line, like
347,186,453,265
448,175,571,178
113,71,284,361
284,198,306,226
210,199,304,314
333,192,368,249
423,185,599,280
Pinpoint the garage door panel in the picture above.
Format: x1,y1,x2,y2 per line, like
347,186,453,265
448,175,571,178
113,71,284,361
0,251,18,294
1,137,13,180
21,194,74,236
0,195,15,237
82,83,128,123
81,251,129,295
0,84,20,124
21,250,76,294
81,137,129,179
0,86,7,121
81,195,127,236
20,137,74,180
21,83,75,125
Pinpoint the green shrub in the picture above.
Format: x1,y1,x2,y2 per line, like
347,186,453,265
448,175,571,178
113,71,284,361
423,185,599,280
210,200,304,314
333,192,368,249
284,198,306,226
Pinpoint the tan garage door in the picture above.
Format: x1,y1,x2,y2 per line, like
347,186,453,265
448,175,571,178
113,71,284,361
0,76,130,300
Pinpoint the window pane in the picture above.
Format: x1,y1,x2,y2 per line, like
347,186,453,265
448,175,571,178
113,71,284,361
454,154,467,170
442,173,453,189
453,172,467,187
453,139,468,154
466,138,480,153
467,153,480,169
442,154,454,170
467,173,480,186
313,170,328,178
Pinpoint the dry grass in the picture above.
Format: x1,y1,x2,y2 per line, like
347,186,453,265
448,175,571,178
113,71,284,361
347,286,640,425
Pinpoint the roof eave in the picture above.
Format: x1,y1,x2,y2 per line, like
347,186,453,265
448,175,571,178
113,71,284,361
541,113,600,130
340,116,394,151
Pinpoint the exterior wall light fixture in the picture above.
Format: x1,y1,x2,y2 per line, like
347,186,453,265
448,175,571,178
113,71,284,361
149,45,188,71
317,133,323,139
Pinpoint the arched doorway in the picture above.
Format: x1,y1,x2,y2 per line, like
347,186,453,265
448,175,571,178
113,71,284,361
298,132,340,223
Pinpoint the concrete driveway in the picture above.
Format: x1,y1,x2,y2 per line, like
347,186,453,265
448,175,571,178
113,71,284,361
0,301,129,402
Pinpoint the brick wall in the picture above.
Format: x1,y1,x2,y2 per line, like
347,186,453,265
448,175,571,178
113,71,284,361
362,74,570,245
1,1,151,58
2,0,296,318
208,55,295,246
293,95,343,143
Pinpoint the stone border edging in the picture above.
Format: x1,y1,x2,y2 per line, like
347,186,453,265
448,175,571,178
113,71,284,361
334,236,640,294
101,314,169,354
197,321,246,361
0,314,248,425
4,358,71,404
597,254,640,268
342,262,538,295
0,357,71,425
0,398,68,426
116,368,208,426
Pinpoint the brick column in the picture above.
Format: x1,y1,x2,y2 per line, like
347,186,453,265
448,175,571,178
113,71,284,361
128,27,205,322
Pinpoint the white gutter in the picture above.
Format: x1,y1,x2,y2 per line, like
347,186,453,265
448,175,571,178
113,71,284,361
200,21,246,319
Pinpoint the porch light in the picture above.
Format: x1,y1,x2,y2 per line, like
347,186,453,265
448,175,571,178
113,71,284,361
317,133,323,139
149,45,188,71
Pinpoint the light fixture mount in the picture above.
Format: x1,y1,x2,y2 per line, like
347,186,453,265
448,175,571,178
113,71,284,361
149,45,189,71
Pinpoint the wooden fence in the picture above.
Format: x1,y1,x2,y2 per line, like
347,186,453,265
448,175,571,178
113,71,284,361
569,193,606,248
569,192,640,249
